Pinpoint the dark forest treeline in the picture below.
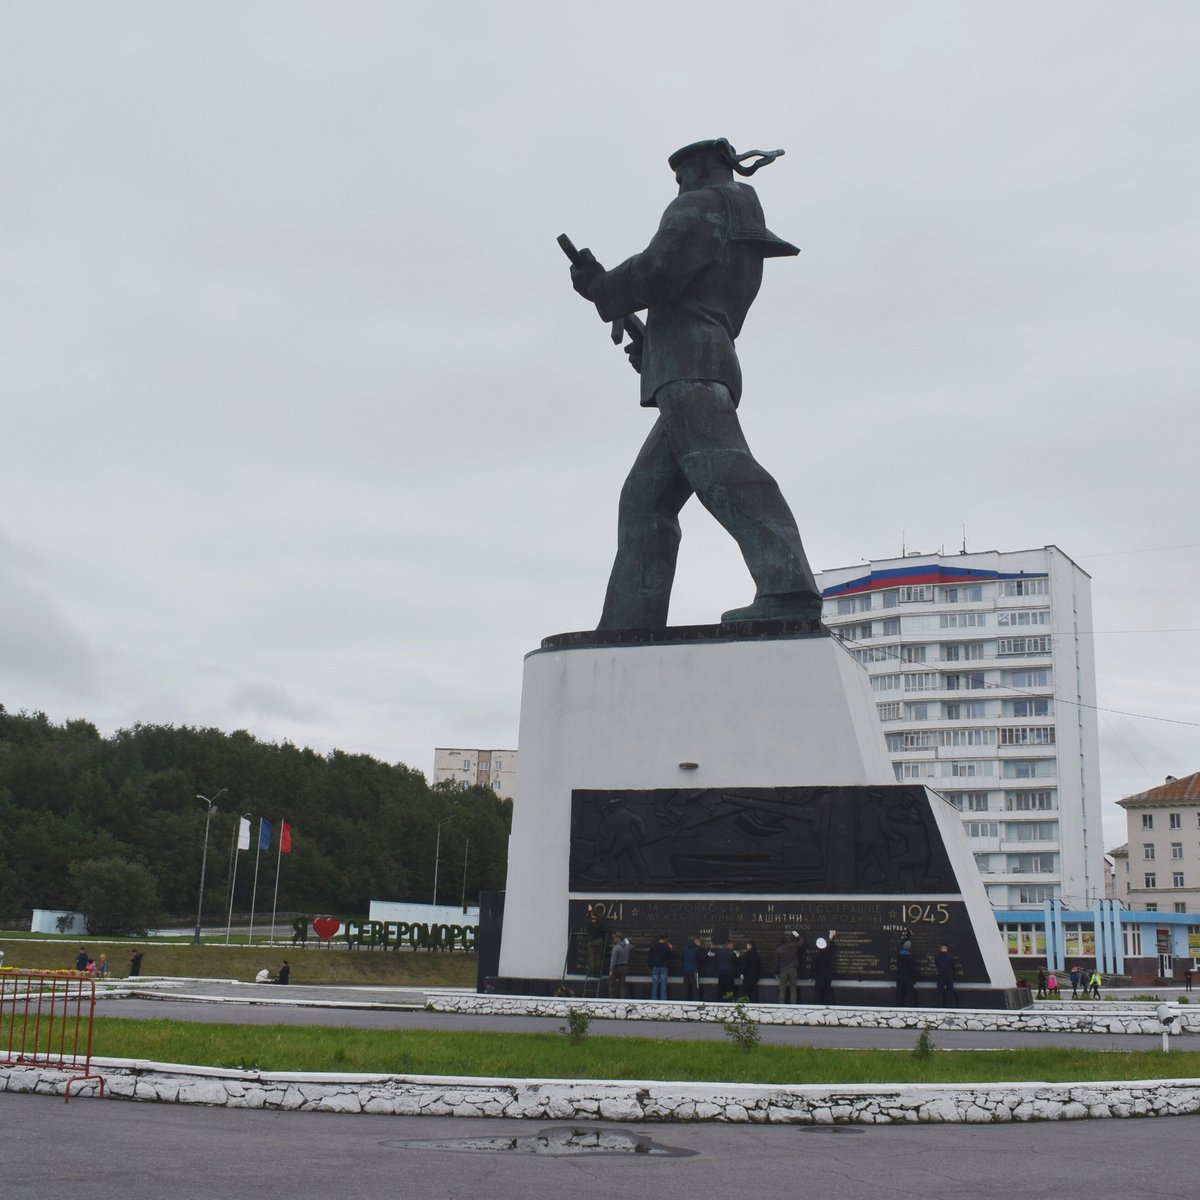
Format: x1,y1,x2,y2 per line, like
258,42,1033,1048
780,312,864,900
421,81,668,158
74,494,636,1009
0,706,511,924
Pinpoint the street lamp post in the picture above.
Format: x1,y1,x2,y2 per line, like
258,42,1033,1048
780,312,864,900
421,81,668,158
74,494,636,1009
432,816,455,907
194,790,228,944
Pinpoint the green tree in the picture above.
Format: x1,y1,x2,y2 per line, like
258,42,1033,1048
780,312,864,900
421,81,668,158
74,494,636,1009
69,856,162,935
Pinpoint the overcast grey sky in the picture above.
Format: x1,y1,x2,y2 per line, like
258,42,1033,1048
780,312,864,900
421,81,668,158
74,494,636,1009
3,3,1197,847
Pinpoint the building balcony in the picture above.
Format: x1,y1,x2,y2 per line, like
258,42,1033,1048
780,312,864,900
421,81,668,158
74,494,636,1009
999,839,1060,854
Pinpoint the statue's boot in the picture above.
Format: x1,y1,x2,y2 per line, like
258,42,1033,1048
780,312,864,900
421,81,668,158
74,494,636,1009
721,592,824,624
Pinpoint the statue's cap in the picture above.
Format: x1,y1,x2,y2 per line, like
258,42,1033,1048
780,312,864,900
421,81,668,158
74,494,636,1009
668,138,785,176
815,937,828,949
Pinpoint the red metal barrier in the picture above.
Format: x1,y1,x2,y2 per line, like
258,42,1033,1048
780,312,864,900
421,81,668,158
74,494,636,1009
0,969,105,1102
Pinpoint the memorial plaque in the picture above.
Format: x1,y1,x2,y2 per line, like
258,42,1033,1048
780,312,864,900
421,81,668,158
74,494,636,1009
569,785,953,894
566,896,987,982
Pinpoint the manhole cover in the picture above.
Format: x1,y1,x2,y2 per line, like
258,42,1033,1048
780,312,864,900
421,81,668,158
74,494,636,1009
381,1126,696,1157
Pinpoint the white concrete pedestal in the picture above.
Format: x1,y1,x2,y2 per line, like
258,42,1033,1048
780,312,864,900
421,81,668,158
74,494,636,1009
497,631,1015,1000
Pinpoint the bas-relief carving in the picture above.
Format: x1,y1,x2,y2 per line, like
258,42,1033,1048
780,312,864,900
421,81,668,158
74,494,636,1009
569,786,952,895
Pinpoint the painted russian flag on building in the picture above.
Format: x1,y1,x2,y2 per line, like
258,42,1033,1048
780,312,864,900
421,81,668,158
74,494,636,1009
822,564,1038,599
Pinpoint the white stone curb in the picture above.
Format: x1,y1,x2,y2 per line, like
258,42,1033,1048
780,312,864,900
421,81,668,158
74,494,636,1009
3,1058,1200,1123
434,994,1199,1036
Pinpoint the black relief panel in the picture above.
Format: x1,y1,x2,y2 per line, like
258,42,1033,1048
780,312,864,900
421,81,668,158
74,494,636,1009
569,786,955,895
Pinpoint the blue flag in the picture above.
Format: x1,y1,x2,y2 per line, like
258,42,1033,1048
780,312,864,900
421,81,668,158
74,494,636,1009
259,818,272,851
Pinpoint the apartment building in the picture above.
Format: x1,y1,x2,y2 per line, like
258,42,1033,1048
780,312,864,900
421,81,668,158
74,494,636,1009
1115,772,1200,913
816,546,1104,909
432,747,517,800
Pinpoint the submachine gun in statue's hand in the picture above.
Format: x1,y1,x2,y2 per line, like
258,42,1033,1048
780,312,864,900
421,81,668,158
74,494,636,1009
558,233,645,373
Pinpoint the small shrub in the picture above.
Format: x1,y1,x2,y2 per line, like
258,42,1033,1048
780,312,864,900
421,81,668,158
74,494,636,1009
913,1026,935,1060
718,999,760,1054
560,1007,591,1044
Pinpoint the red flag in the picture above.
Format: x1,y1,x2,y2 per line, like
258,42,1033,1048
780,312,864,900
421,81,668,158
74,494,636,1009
280,821,292,853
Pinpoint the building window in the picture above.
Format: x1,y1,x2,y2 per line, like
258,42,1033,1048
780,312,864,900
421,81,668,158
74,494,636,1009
1146,903,1158,912
941,728,997,747
1000,924,1047,956
898,585,932,603
1008,698,1051,718
836,594,873,614
887,731,936,752
1170,813,1182,830
1000,577,1049,597
949,760,995,778
1010,853,1056,874
1063,924,1096,957
1006,821,1058,842
1144,844,1156,860
944,672,986,691
1124,927,1142,956
996,636,1053,657
940,612,987,629
1018,885,1057,904
942,584,984,603
876,702,901,721
1145,873,1157,888
837,622,874,642
997,609,1051,627
871,674,902,693
1007,668,1052,688
944,701,987,720
853,645,896,664
1004,760,1055,780
967,794,991,812
999,726,1056,746
1142,814,1154,830
1174,873,1186,888
1172,843,1184,860
1006,790,1056,811
965,821,999,839
907,702,930,721
904,672,938,692
898,761,936,779
901,645,927,664
1176,904,1188,914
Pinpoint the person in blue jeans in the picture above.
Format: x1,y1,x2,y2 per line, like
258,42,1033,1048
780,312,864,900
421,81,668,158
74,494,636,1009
647,934,674,1001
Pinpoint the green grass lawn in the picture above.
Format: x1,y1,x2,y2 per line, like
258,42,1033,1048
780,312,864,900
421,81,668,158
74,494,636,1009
87,1017,1200,1085
0,937,475,987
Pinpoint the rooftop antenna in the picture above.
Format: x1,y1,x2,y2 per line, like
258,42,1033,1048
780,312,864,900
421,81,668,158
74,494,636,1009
960,524,968,555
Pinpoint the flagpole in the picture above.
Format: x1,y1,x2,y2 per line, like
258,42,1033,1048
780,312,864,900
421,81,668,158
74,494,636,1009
224,817,239,944
226,815,250,944
249,822,264,947
270,823,284,943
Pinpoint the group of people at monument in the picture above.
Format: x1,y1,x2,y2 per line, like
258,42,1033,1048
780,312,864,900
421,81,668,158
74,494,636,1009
592,925,979,1007
602,929,841,1004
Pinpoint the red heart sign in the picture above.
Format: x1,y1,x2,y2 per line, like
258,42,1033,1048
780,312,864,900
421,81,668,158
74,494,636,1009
312,916,340,941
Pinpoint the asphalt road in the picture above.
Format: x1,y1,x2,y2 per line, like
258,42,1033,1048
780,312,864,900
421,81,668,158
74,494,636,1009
3,1090,1193,1200
92,985,1172,1051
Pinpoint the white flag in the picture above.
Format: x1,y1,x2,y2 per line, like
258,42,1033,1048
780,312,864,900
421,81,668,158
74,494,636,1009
237,817,251,851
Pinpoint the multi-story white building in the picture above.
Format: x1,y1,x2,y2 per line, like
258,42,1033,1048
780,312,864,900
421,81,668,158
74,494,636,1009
432,747,517,800
1114,772,1200,913
816,546,1104,909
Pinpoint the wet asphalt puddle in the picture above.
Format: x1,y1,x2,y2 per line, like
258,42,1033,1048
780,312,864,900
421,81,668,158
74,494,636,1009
380,1125,697,1157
